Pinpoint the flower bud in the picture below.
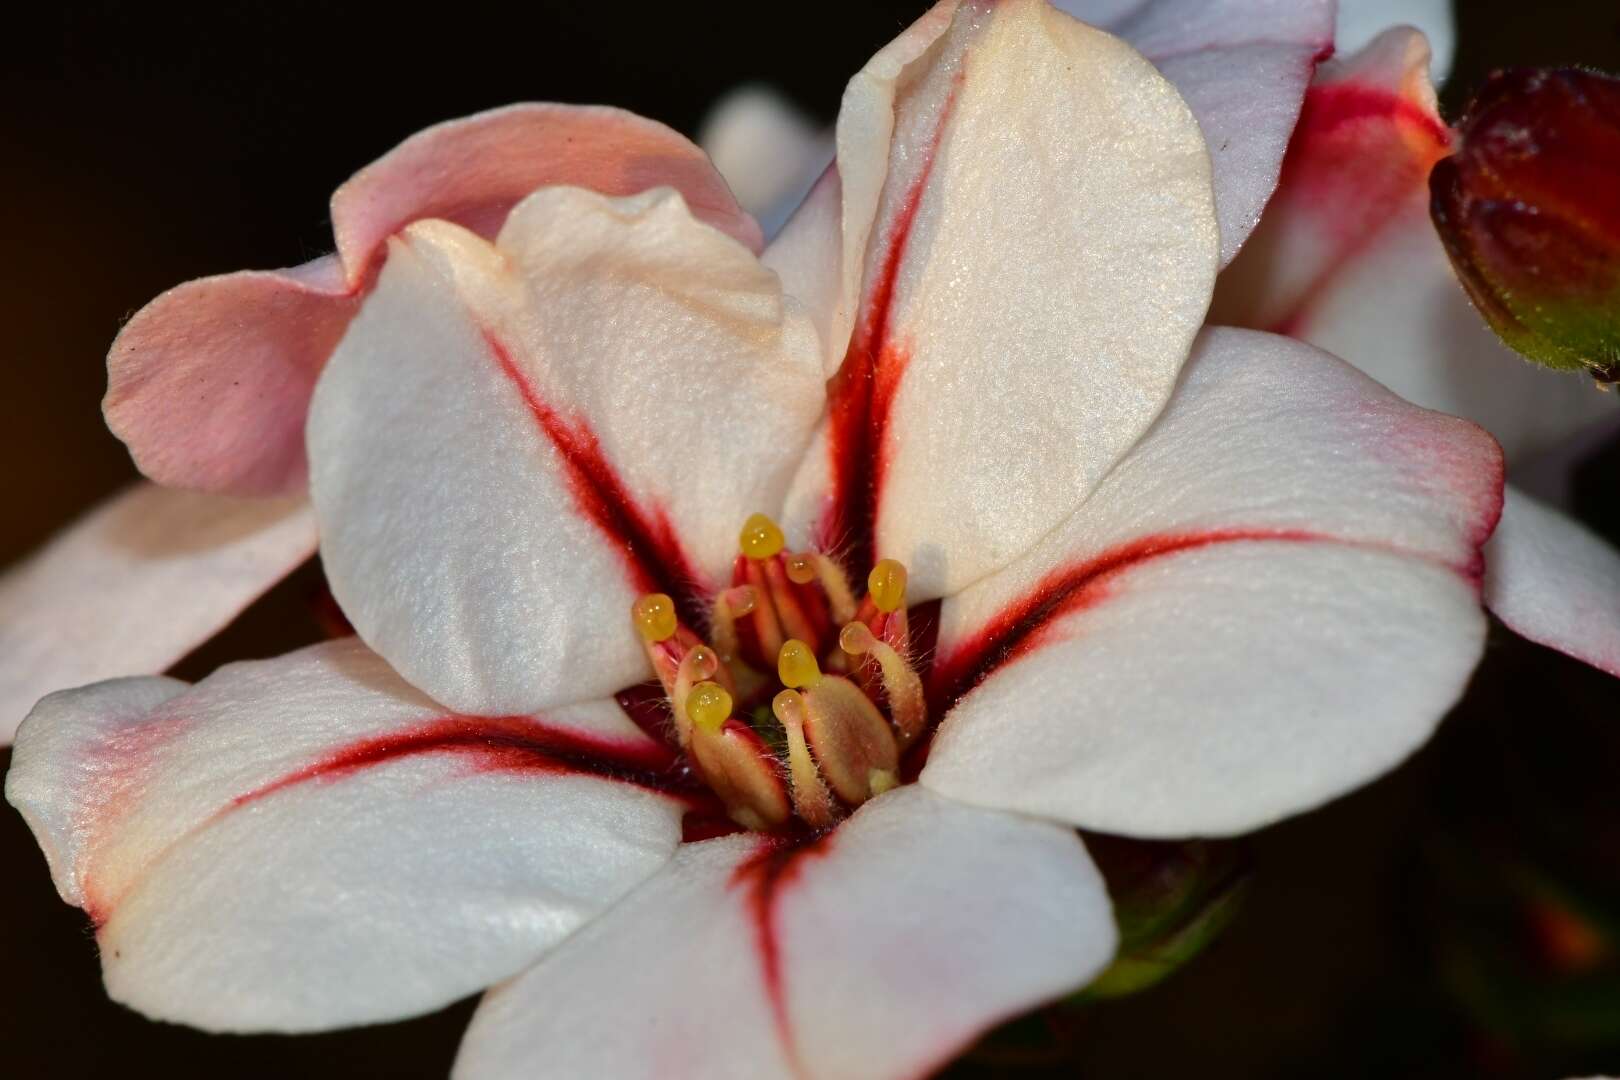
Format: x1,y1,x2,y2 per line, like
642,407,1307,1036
1430,67,1620,381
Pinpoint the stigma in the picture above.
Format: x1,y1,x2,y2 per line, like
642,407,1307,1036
629,512,927,831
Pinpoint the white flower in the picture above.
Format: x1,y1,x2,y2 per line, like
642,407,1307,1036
8,2,1508,1076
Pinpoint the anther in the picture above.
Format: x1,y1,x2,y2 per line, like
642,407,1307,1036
866,559,908,614
777,639,823,689
839,621,927,747
632,593,678,643
686,681,734,735
739,513,785,560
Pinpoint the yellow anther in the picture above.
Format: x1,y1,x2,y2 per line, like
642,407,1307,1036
632,593,678,643
839,621,877,656
784,553,817,585
686,681,734,734
868,768,899,796
777,639,823,689
739,513,785,560
867,559,908,613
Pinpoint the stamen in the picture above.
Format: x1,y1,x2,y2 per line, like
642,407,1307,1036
805,552,858,625
632,593,678,643
687,682,791,830
773,689,835,828
799,676,899,806
740,557,786,665
777,639,823,689
739,513,786,560
839,621,927,748
671,646,720,747
686,681,734,735
866,559,908,614
709,586,756,666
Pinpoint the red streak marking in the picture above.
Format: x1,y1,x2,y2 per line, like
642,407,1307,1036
820,84,960,573
482,331,706,624
928,529,1323,710
730,832,834,1070
1298,83,1451,148
1267,82,1453,337
232,714,697,810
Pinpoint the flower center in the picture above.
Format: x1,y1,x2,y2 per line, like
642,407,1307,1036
631,513,928,831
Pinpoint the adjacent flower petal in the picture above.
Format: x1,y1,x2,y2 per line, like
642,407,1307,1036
1335,0,1455,83
104,256,361,495
331,103,765,275
0,483,315,742
1066,0,1336,264
784,0,1219,599
921,328,1501,837
1211,27,1614,462
108,104,757,496
699,86,830,239
309,190,824,715
454,786,1114,1080
1485,488,1620,678
4,638,687,1032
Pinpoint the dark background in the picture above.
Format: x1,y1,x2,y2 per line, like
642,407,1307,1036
4,2,1620,1076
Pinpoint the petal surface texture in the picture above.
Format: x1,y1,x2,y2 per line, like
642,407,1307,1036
453,786,1115,1080
1485,489,1620,679
3,638,687,1032
1211,28,1614,463
0,483,315,742
921,328,1502,837
1053,0,1334,264
308,190,824,715
785,0,1219,599
108,104,758,496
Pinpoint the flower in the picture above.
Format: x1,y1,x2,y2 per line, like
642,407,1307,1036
1430,66,1620,382
9,2,1503,1075
1212,26,1620,680
0,105,765,738
701,6,1620,686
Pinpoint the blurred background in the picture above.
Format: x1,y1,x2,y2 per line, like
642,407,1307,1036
3,2,1619,1076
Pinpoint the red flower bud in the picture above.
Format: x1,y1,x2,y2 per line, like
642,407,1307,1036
1430,67,1620,381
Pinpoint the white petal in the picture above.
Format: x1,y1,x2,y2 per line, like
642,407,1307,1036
4,638,686,1032
698,86,831,239
1485,488,1620,678
1270,198,1619,463
454,786,1114,1080
309,189,824,715
1096,0,1336,265
1335,0,1455,83
785,0,1218,599
1211,28,1612,464
0,483,314,742
921,328,1500,836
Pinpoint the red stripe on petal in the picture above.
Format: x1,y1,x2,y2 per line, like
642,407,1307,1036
730,831,834,1071
232,714,698,809
1268,82,1453,336
820,83,961,573
483,330,708,621
929,529,1327,710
